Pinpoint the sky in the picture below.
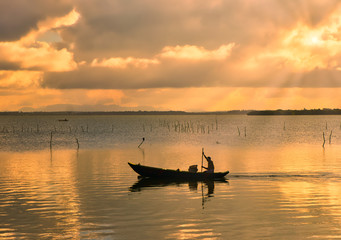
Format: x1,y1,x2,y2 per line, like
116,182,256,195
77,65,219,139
1,0,341,112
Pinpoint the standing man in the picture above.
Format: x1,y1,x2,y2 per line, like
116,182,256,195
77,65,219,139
202,152,214,173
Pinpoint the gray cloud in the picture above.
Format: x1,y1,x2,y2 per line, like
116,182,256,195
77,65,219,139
43,61,341,89
0,0,73,41
64,0,339,60
43,60,224,89
0,61,21,70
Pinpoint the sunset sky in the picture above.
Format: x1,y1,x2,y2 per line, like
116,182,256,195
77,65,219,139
1,0,341,112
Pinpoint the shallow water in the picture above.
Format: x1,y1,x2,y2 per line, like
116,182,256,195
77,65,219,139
0,114,341,239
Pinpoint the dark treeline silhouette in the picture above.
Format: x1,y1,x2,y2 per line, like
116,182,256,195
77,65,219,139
248,108,341,115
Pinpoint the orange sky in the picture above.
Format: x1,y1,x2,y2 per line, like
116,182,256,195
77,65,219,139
1,0,341,112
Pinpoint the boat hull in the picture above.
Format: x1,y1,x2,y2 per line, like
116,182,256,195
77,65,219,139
128,162,229,180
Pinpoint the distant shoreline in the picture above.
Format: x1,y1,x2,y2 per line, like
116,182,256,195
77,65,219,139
0,109,340,116
0,110,249,116
247,109,341,115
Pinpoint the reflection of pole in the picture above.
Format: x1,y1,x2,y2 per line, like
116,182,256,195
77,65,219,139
50,145,53,163
139,147,145,164
201,182,204,209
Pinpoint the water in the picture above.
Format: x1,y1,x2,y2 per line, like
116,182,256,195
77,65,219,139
0,114,341,239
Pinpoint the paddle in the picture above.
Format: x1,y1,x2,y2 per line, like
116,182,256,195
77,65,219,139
138,137,145,148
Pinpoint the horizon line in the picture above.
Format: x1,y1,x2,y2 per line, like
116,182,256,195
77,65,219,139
0,108,340,115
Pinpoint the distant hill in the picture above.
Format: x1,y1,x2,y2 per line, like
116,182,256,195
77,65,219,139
247,109,341,115
0,110,250,116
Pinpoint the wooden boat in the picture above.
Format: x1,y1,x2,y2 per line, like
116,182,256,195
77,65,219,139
128,162,229,180
58,118,68,122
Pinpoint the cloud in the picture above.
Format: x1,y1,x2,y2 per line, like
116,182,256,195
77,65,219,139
2,0,341,111
159,44,235,60
40,0,341,90
3,0,341,90
91,57,159,69
0,8,79,72
0,71,42,89
0,0,74,41
0,41,77,71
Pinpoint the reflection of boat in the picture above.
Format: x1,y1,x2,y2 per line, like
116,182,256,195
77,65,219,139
58,119,68,122
128,162,229,180
130,178,199,192
130,177,227,192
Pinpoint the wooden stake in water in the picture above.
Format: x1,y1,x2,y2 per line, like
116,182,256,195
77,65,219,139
322,132,326,148
329,130,333,144
76,138,79,149
201,148,204,173
50,132,53,149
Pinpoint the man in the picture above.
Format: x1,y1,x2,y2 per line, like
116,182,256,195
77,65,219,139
202,153,214,173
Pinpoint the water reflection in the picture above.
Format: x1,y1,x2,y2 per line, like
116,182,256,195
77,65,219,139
130,178,223,193
0,113,341,239
130,178,229,208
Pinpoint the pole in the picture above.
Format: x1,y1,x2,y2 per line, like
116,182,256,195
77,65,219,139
201,147,204,208
201,148,204,172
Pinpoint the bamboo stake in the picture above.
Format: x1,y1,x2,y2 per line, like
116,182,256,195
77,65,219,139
329,130,333,144
201,148,204,173
76,138,79,149
50,132,53,149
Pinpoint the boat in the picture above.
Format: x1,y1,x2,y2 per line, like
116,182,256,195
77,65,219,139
58,118,68,122
128,162,229,180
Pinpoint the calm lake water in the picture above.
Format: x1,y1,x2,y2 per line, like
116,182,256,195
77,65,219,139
1,114,341,239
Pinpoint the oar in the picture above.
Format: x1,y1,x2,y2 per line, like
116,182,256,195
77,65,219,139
138,137,145,148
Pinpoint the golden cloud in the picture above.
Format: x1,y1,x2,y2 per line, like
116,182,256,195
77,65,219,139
0,71,43,89
91,57,160,69
159,44,236,60
0,9,80,72
89,43,235,70
259,5,341,72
